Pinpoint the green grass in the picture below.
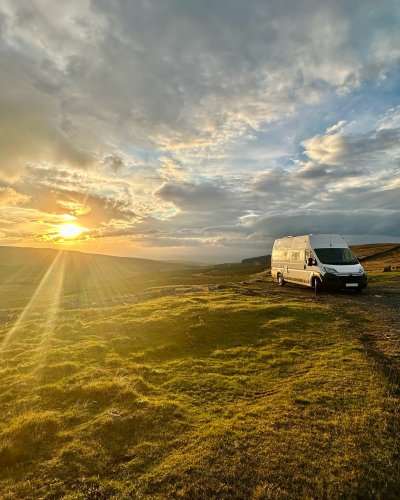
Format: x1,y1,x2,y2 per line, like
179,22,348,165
0,286,398,498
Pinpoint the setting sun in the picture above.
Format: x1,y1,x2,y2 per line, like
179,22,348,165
58,223,84,239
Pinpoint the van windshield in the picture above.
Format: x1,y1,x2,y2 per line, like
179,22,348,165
314,248,358,265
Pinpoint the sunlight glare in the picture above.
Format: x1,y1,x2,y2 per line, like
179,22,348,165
58,223,84,239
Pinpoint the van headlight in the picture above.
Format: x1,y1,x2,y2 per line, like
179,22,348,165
323,267,338,274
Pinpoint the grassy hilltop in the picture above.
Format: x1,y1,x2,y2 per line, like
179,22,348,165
0,246,399,498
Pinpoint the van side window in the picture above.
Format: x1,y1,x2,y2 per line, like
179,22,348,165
305,250,315,262
291,251,301,261
273,250,288,260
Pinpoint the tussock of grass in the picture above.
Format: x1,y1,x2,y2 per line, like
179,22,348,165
0,290,398,498
0,411,61,467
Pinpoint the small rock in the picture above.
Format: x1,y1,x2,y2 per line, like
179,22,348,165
107,412,121,419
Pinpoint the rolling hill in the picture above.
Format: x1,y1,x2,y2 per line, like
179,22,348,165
0,246,194,309
0,246,187,280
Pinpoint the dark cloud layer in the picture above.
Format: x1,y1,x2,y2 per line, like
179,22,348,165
250,210,400,239
155,182,232,211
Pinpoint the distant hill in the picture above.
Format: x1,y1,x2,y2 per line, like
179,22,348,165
0,246,190,287
241,255,271,267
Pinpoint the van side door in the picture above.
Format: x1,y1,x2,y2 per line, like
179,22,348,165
287,249,305,283
305,249,317,283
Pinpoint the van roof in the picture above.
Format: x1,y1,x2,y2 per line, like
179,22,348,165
308,234,348,248
273,234,349,249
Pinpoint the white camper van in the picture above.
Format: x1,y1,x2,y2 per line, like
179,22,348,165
271,234,367,293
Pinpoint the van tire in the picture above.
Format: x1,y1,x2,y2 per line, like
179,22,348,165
312,277,322,294
277,273,285,286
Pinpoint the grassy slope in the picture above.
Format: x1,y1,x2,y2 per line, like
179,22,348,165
350,243,400,260
351,244,400,272
0,266,399,497
354,244,400,272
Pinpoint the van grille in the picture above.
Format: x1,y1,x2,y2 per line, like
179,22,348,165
337,272,363,277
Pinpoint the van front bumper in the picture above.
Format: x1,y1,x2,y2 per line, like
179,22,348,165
321,272,367,290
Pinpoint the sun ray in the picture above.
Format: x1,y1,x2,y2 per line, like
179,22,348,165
34,251,67,376
86,255,134,307
1,251,65,351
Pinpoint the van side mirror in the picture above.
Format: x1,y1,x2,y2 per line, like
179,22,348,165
307,258,315,266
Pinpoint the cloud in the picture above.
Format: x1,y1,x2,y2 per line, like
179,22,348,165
25,167,142,226
157,157,188,182
0,49,94,179
71,0,400,154
302,127,400,166
1,1,400,258
1,0,400,176
0,205,76,242
377,106,400,131
155,181,232,211
326,120,348,134
102,154,127,174
0,187,29,206
0,165,146,246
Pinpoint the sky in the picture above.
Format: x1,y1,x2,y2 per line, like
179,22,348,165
0,0,399,262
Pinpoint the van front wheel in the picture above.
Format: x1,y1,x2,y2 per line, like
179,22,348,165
277,273,285,286
312,277,322,294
